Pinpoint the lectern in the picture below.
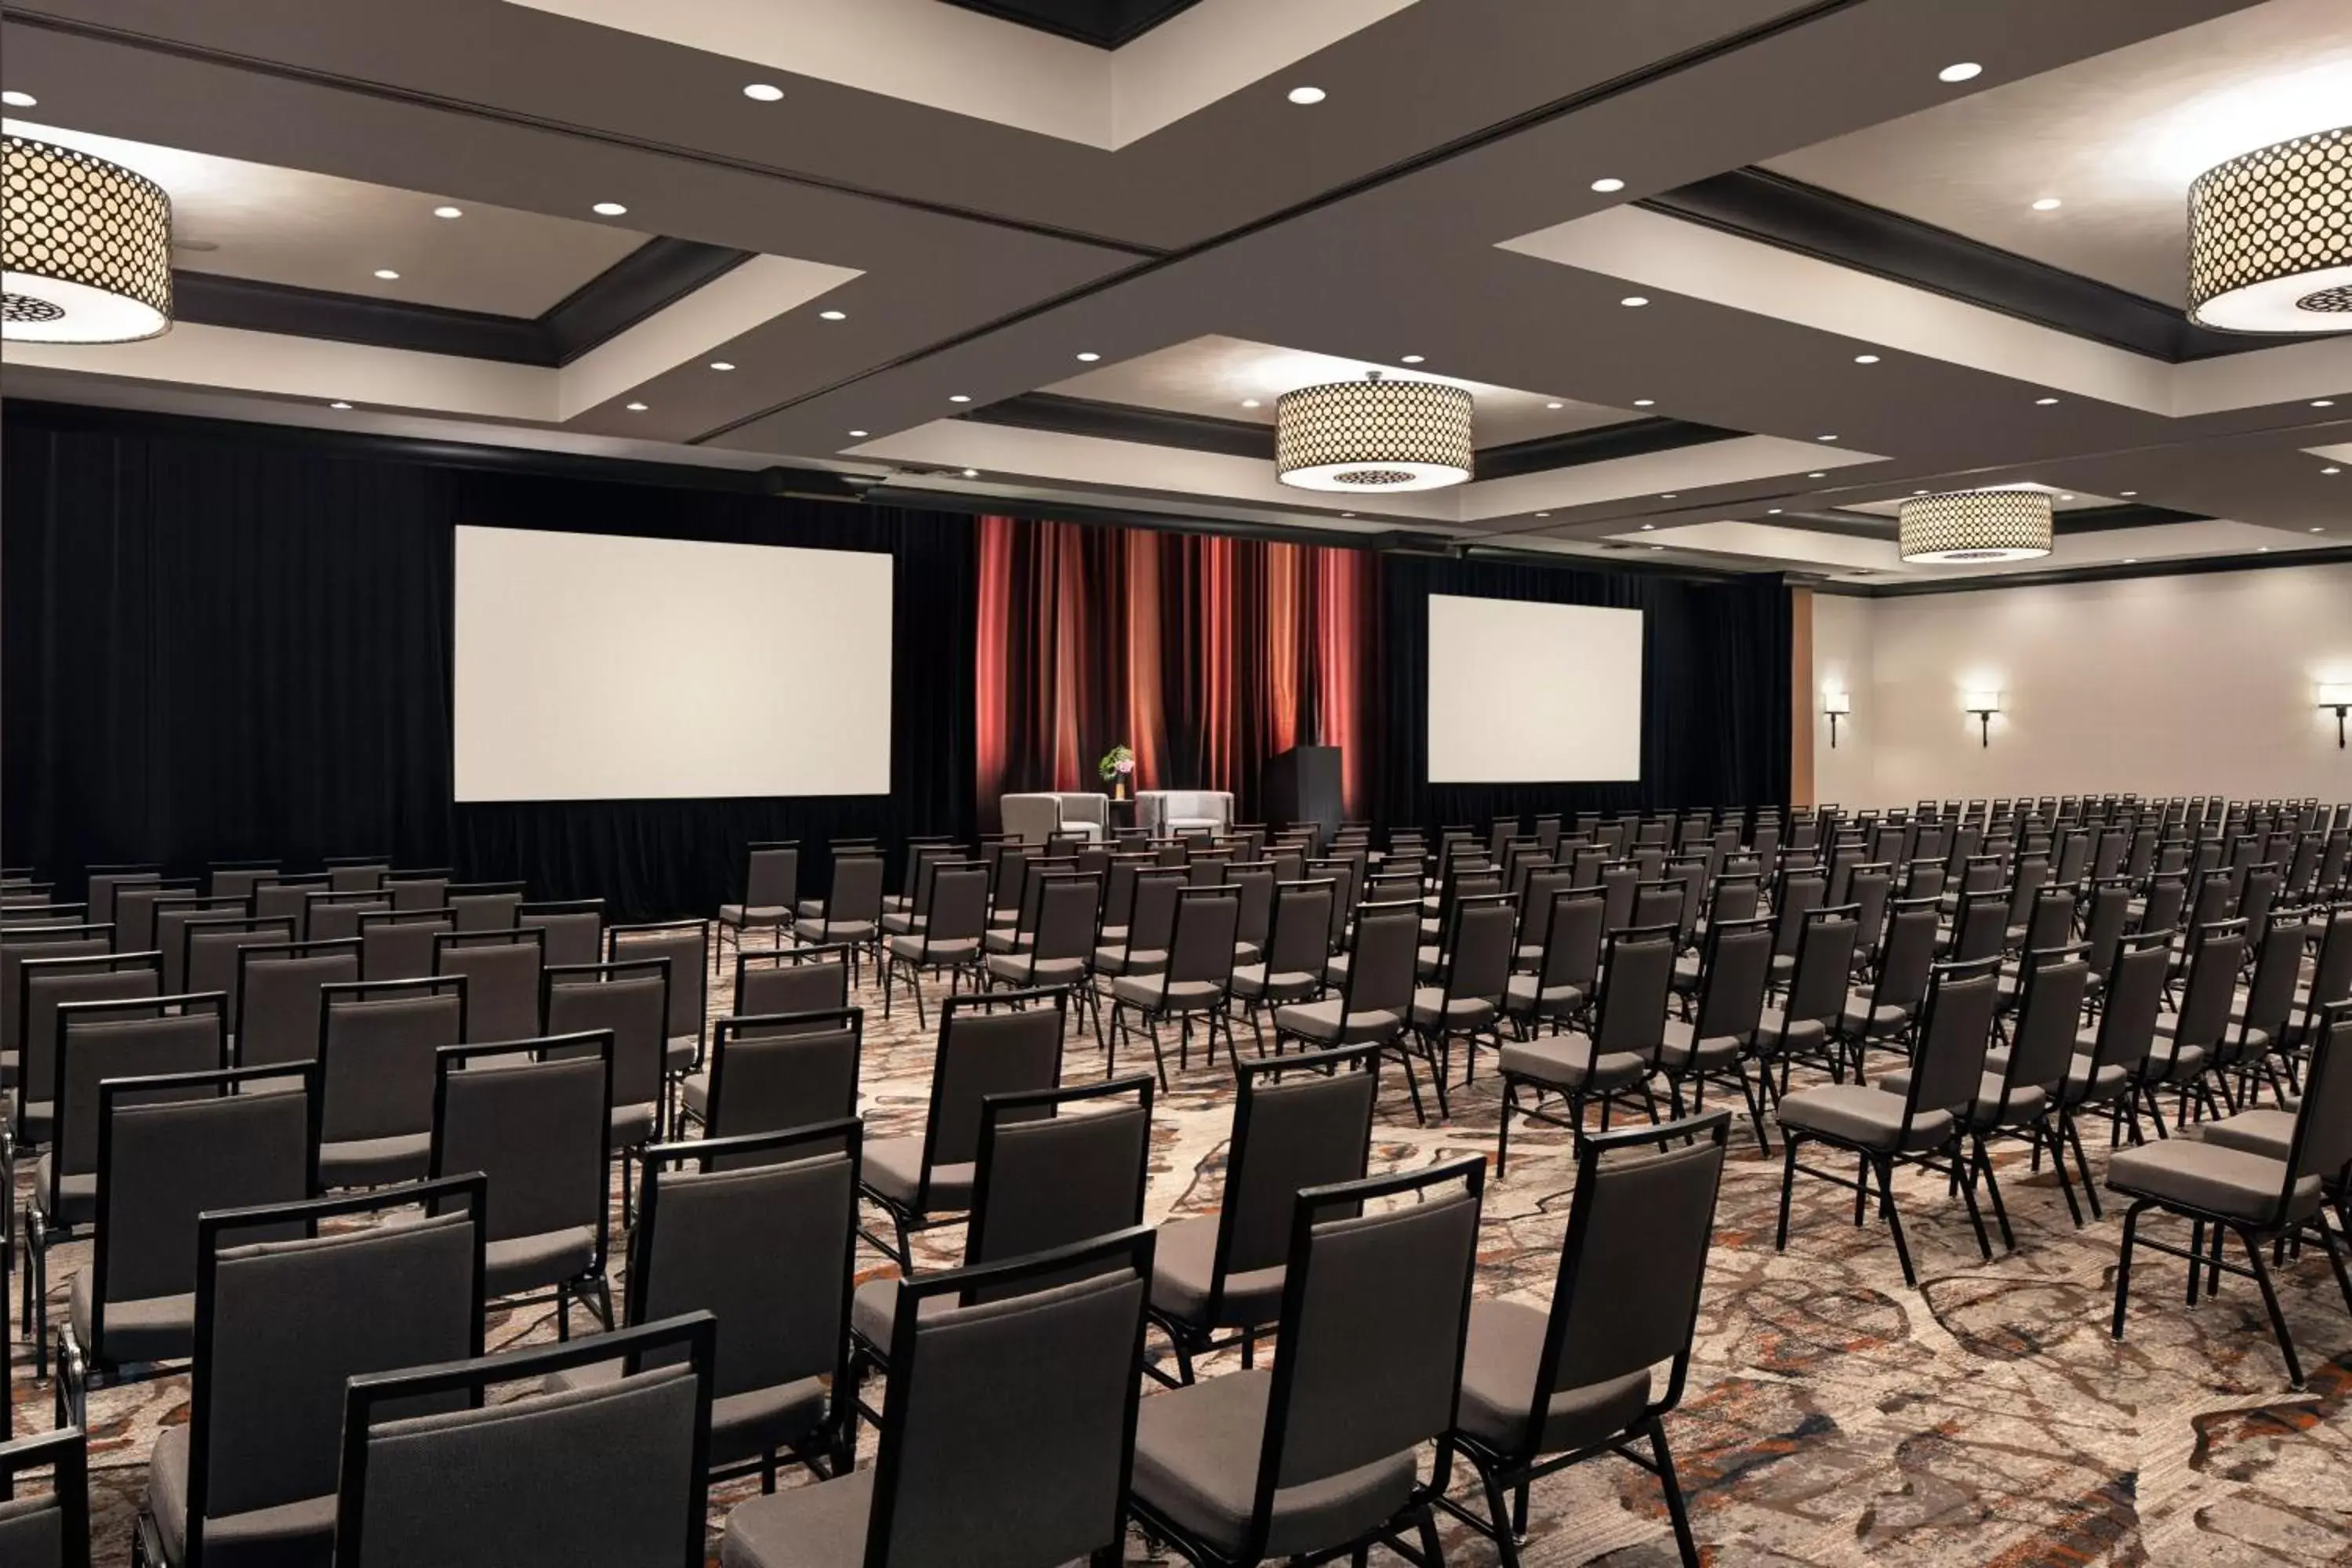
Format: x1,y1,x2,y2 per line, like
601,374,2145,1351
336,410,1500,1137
1262,746,1343,842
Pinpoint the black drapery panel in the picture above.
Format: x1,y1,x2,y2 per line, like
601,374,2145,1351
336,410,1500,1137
2,404,977,921
1373,555,1790,829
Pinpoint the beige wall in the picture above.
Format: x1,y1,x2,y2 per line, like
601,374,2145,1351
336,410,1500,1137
1806,562,2352,807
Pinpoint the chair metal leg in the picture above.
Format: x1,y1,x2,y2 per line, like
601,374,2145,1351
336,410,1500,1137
1774,1136,1799,1251
1650,1417,1704,1568
1951,1141,1994,1262
2239,1225,2306,1389
1874,1155,1918,1286
1496,1080,1516,1177
2111,1202,2146,1339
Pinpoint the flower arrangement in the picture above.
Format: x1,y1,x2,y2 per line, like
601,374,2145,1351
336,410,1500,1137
1098,745,1135,784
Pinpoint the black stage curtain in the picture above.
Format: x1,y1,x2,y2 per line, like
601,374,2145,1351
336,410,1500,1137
1374,554,1791,829
2,404,976,920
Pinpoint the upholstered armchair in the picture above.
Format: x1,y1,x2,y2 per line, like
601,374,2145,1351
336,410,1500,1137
1135,789,1235,835
999,792,1111,844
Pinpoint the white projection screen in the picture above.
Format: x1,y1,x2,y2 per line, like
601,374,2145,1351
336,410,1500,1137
1426,594,1643,783
454,526,893,801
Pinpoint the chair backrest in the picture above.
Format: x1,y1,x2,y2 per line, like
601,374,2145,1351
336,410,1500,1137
1691,917,1773,1043
2085,932,2172,1074
435,928,545,1044
1949,889,2008,964
325,859,389,894
85,866,162,927
1164,885,1243,987
921,865,992,949
1025,872,1103,964
318,977,466,1144
545,960,669,1114
1999,947,2092,1110
1783,906,1862,1027
1871,897,1940,1011
54,994,230,1189
2283,1003,2352,1196
1339,902,1420,1019
2171,920,2250,1052
1897,960,2002,1126
155,897,251,991
433,1036,611,1258
114,881,198,953
252,877,329,939
0,1424,90,1568
734,947,852,1019
360,909,455,982
1123,868,1185,955
517,901,604,970
916,993,1066,1189
1262,880,1337,979
208,866,278,902
184,916,296,1021
2137,872,2190,938
1211,1047,1381,1294
1771,869,1827,956
1439,896,1518,1006
633,1123,858,1406
235,940,362,1069
333,1314,714,1568
823,852,886,924
607,923,709,1042
742,843,800,912
187,1178,485,1539
93,1065,317,1351
2240,913,2310,1042
384,872,452,912
704,1008,863,1156
965,1076,1153,1272
1245,1160,1484,1559
862,1230,1155,1568
15,951,161,1109
1537,887,1606,993
1593,924,1676,1059
1229,862,1277,949
1519,1114,1731,1459
307,891,393,944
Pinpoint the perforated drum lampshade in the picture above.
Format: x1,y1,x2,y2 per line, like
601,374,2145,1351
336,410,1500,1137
3,134,173,343
1899,490,2053,564
2187,125,2352,333
1275,376,1474,492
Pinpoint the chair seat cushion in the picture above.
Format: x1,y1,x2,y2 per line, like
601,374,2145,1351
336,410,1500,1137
483,1225,599,1297
31,1154,94,1228
2107,1142,2320,1225
681,1071,713,1121
887,935,977,964
1410,986,1497,1033
880,913,921,936
1131,1367,1417,1558
794,919,874,944
1454,1298,1652,1453
1775,1083,1952,1152
318,1131,432,1188
719,905,789,927
1757,1007,1828,1054
2195,1108,2296,1160
1503,975,1584,1018
1498,1033,1647,1092
611,1101,658,1150
147,1426,337,1568
1872,1069,2047,1128
861,1134,973,1214
1111,975,1225,1011
1234,941,1263,968
982,930,1029,956
1271,998,1401,1045
1231,964,1319,1004
1841,999,1913,1039
1149,1214,1284,1330
1094,946,1168,977
984,953,1089,987
848,1276,954,1355
720,1467,875,1568
1659,1018,1740,1070
1323,953,1351,987
551,1359,826,1473
797,899,826,918
2142,1040,2208,1084
666,1037,697,1073
70,1269,193,1365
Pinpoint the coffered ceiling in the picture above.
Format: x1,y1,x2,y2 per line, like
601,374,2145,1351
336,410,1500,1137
4,0,2347,589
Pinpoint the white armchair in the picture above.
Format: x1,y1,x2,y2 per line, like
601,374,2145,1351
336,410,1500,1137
1136,789,1235,835
999,792,1111,844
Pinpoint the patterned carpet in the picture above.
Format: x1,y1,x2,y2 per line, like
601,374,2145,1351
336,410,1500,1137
11,947,2351,1566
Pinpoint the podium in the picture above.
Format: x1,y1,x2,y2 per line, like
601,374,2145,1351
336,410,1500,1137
1262,746,1343,843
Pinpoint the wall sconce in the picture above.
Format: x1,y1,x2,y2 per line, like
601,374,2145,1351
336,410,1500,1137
1823,691,1851,748
2322,683,2352,749
1963,691,2002,749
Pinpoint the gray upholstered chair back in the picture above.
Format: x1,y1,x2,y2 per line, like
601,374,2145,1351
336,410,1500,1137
2172,921,2249,1052
1261,1161,1483,1520
1873,898,1940,1009
1445,897,1518,1004
2005,856,2051,925
237,942,361,1069
1593,925,1675,1058
360,910,453,982
386,873,451,912
1630,879,1682,934
17,955,160,1107
1693,917,1773,1041
2241,915,2310,1043
0,1426,87,1566
923,866,992,949
1217,1049,1379,1279
518,902,604,969
326,862,388,894
2287,1004,2352,1187
966,1078,1153,1276
2020,887,2075,956
185,916,296,1022
432,1037,611,1250
2187,869,2235,931
545,961,669,1113
1771,870,1826,956
634,1125,858,1400
2088,934,2171,1073
1599,862,1640,935
924,997,1064,1169
95,1065,315,1327
114,884,196,953
608,924,708,1040
208,866,277,902
1847,865,1893,949
1125,869,1185,954
2002,949,2092,1104
155,899,249,993
735,949,851,1020
826,854,886,924
2137,873,2189,938
86,868,162,926
705,1010,862,1155
1537,889,1605,993
1537,1115,1730,1423
320,979,466,1144
743,844,800,912
2080,879,2133,975
1341,902,1420,1018
192,1181,484,1525
308,892,391,944
1166,887,1242,986
1229,864,1276,949
1517,869,1573,950
252,879,327,938
865,1233,1153,1568
56,996,228,1183
1266,881,1336,976
1784,909,1861,1026
1029,873,1103,963
436,930,544,1044
1904,962,2002,1120
1950,891,2008,964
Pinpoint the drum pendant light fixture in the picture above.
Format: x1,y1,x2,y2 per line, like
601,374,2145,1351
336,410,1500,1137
1899,489,2053,564
2187,124,2352,333
1276,370,1473,492
3,133,174,343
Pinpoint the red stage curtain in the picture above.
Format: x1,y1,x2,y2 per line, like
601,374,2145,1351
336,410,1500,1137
975,515,1376,826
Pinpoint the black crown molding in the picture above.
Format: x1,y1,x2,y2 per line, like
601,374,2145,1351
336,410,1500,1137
938,0,1203,48
1473,416,1743,479
171,238,754,368
1639,167,2262,364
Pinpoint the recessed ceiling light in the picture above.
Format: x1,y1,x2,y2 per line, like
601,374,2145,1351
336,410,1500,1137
1287,85,1326,105
1620,296,1650,308
328,401,352,410
1806,471,1826,479
432,205,463,220
1632,398,1655,408
2314,398,2336,408
1590,177,1625,193
742,82,784,101
1913,489,1930,495
710,361,735,371
1767,508,1783,514
1817,434,1838,441
1938,62,1983,84
1534,511,1551,518
2031,197,2063,212
593,201,628,216
2313,526,2328,532
625,401,648,412
818,310,847,321
1650,545,1665,551
1075,351,1100,361
1341,511,1356,518
2035,396,2060,405
1545,401,1564,409
2258,546,2270,552
373,268,401,280
1853,354,1881,365
2122,557,2138,564
2120,490,2138,496
2,90,37,108
949,394,971,403
1659,494,1677,500
1641,523,1656,529
961,468,979,478
1399,354,1425,365
2325,466,2343,475
848,429,868,437
1241,399,1261,408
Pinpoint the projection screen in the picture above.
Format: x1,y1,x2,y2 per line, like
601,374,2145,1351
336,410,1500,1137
1425,593,1643,782
454,526,892,801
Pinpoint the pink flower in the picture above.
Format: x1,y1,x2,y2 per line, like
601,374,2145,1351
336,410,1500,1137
1116,757,1135,774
